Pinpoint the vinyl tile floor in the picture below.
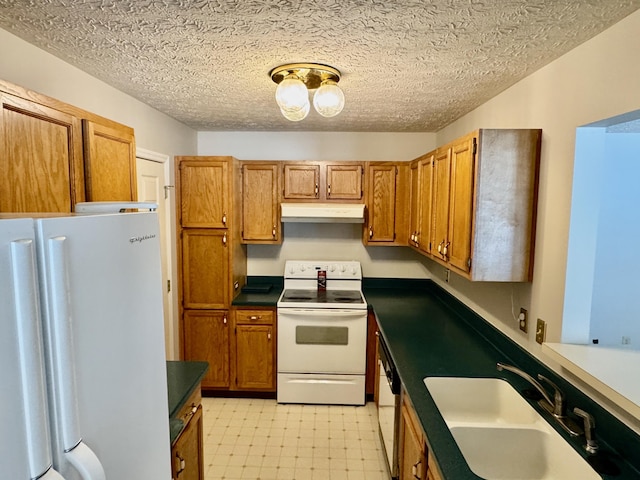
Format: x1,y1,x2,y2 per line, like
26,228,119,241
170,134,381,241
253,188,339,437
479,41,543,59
202,397,391,480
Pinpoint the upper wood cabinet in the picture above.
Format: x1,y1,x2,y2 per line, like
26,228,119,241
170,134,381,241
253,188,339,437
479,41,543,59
83,119,137,202
0,92,85,213
241,162,281,244
409,152,435,255
411,129,541,282
0,80,137,213
178,158,230,228
364,162,410,246
282,161,363,201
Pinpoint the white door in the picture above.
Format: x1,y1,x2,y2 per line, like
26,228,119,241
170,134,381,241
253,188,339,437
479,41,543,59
136,156,174,359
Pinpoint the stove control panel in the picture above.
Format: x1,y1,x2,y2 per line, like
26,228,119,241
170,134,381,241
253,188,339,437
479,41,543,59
284,261,362,280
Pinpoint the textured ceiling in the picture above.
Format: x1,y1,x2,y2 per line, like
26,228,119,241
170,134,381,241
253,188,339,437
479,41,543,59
1,1,639,132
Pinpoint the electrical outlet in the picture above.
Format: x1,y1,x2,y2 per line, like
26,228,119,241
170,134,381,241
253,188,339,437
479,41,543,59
518,308,528,333
536,318,546,344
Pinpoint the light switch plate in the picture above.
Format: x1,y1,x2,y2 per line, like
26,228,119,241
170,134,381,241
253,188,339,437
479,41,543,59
536,318,546,344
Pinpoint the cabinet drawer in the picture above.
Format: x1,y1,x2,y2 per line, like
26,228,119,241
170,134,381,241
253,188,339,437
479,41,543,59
235,309,274,325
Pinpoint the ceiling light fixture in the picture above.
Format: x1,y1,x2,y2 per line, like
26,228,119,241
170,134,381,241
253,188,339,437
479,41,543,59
270,63,345,122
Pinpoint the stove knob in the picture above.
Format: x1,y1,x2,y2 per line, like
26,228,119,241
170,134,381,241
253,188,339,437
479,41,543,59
329,264,336,272
299,264,306,272
350,266,357,275
289,265,295,274
340,264,346,273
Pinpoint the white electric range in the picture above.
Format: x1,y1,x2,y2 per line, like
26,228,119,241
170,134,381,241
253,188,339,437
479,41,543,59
276,260,367,405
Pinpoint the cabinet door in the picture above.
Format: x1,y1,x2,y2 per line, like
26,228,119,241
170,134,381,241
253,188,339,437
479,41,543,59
448,134,476,274
283,164,320,199
235,324,275,390
83,120,137,202
399,400,426,480
184,310,230,389
409,160,420,246
182,229,229,309
326,164,363,200
179,159,229,228
432,147,451,260
172,405,203,480
0,93,84,213
366,164,396,243
242,163,280,243
417,154,435,255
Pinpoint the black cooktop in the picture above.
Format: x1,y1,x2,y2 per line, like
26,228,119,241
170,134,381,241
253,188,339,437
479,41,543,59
280,289,365,304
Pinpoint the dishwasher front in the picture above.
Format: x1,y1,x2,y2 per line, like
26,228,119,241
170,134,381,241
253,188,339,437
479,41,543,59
377,332,401,479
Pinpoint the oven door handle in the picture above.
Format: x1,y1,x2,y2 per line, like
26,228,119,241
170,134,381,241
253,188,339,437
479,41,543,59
279,309,366,317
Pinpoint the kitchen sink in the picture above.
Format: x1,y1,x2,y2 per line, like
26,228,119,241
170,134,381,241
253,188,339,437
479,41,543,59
424,377,600,480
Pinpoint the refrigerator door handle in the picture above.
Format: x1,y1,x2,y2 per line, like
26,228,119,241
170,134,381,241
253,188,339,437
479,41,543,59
10,239,66,480
65,442,106,480
47,236,106,480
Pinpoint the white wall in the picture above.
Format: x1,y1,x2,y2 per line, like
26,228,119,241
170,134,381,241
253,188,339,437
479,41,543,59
198,131,436,277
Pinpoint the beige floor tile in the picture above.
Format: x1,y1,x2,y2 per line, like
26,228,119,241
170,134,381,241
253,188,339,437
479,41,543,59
200,397,390,480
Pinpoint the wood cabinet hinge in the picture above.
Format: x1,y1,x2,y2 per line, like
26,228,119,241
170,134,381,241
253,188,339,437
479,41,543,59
395,166,398,174
467,257,472,268
472,138,477,156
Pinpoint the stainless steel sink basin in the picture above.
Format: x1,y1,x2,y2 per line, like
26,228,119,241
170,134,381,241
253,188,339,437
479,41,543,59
424,377,600,480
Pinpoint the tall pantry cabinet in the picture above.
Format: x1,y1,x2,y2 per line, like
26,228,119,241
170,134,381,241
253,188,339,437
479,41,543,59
176,156,247,390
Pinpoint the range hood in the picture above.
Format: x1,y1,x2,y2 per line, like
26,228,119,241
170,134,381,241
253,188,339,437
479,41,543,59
281,203,365,223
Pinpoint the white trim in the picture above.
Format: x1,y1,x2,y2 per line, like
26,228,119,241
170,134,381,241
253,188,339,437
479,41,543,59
135,148,177,360
136,147,169,164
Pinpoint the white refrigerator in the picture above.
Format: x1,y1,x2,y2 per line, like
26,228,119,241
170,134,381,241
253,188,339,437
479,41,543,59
1,212,171,480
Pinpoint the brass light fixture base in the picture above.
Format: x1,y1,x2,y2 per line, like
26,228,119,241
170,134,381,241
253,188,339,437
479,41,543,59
270,63,341,90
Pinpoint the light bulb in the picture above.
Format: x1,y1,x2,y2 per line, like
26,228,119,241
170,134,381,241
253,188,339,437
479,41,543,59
275,74,308,113
281,100,310,121
313,80,345,117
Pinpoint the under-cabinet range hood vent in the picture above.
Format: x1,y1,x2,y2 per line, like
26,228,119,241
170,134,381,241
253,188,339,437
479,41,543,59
281,203,365,223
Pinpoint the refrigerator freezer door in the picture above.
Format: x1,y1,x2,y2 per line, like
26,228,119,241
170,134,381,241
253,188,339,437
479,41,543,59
0,219,65,480
36,212,171,480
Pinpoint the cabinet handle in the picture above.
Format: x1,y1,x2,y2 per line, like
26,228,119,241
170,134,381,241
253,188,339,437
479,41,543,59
369,226,373,239
175,452,186,476
443,241,450,258
222,233,227,245
437,240,444,254
222,212,227,225
272,225,276,238
327,184,331,196
249,315,261,320
268,331,272,341
223,315,227,325
412,459,422,479
314,184,319,197
415,232,420,247
234,281,239,290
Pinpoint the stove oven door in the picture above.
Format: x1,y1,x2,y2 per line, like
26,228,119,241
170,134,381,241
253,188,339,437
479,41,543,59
277,308,367,374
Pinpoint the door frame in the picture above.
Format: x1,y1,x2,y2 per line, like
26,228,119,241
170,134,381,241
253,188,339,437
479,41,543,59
136,147,177,360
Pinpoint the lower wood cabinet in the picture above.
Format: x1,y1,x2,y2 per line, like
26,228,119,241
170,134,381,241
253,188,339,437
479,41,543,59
171,385,204,480
183,310,231,389
399,389,443,480
233,308,276,391
183,307,276,393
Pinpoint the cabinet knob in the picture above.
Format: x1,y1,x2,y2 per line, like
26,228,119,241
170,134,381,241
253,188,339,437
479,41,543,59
222,212,227,225
175,452,186,476
268,331,272,341
272,225,276,238
314,184,319,197
369,226,373,239
222,233,227,245
327,184,331,196
223,315,227,325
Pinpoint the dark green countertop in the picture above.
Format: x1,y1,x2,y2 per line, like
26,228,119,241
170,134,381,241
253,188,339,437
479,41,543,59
167,360,208,444
364,279,640,480
232,276,283,307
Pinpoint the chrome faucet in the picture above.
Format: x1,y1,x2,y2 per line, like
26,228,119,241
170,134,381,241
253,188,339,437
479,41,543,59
496,362,583,436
